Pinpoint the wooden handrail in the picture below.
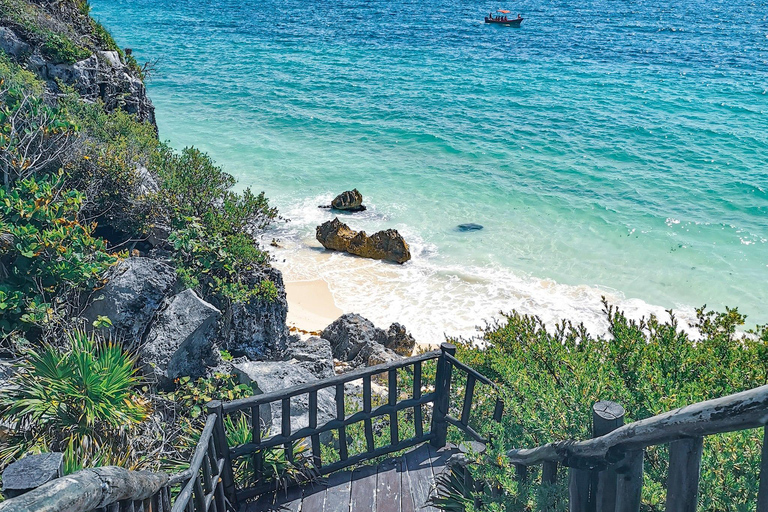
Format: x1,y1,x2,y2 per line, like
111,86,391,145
0,467,169,512
507,384,768,468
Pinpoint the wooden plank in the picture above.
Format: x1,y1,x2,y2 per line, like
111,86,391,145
309,390,322,469
758,426,768,512
568,468,591,512
542,461,558,485
337,384,349,461
282,397,293,463
376,460,400,512
403,445,438,512
460,374,476,426
399,457,416,512
363,375,375,453
300,481,326,512
413,362,423,438
666,437,703,512
323,471,352,512
243,483,303,512
349,465,378,512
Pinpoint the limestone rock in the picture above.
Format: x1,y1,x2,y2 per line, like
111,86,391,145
331,189,366,212
316,218,411,264
83,257,177,346
355,341,400,368
141,289,221,387
233,361,336,440
287,336,335,379
383,323,416,356
2,453,63,499
321,313,385,361
220,267,289,360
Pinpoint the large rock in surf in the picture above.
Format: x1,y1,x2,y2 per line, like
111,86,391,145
83,257,177,346
140,289,221,387
331,189,366,212
316,218,411,264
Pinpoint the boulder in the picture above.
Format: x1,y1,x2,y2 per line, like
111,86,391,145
321,314,385,361
140,289,221,387
2,452,63,499
83,257,177,346
316,219,411,264
220,267,289,360
383,323,416,356
233,362,336,441
355,341,400,368
287,336,335,379
457,223,484,232
331,189,366,212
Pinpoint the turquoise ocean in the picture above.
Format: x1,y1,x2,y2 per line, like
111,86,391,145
91,0,768,342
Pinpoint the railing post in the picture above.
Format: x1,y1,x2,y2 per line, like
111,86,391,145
208,400,238,508
666,437,703,512
593,401,625,512
758,425,768,512
431,342,456,448
615,449,643,512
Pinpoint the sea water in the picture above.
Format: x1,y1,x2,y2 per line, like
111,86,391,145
90,0,768,343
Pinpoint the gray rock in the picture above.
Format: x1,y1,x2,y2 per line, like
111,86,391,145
233,361,336,441
220,267,288,360
354,341,400,368
321,313,386,361
331,189,366,212
457,223,484,232
141,289,221,387
0,27,32,60
83,257,177,346
2,452,63,499
287,336,335,379
383,323,416,356
316,218,411,264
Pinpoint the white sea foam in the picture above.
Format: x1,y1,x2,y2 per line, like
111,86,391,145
267,196,700,345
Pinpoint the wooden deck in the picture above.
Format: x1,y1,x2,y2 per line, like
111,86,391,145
241,444,459,512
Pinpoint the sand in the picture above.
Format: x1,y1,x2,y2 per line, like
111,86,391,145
285,279,343,334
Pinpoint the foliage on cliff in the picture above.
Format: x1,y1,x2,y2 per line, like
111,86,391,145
444,302,768,511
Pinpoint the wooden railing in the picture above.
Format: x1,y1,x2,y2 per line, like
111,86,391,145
207,342,504,505
505,385,768,512
0,343,501,511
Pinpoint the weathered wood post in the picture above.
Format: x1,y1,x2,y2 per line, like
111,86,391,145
208,400,238,508
666,437,703,512
592,401,625,512
569,400,624,512
431,343,456,448
758,426,768,512
615,449,643,512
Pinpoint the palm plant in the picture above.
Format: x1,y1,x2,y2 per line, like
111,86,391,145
0,328,149,472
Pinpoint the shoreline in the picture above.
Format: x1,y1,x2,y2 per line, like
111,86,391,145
285,279,343,334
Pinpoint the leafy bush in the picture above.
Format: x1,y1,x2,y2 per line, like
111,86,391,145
444,301,768,511
0,174,119,337
40,32,90,64
0,328,150,472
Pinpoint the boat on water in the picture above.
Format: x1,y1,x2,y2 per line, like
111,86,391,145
485,9,523,26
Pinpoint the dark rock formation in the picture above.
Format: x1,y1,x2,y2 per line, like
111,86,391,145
457,223,484,232
233,361,336,440
287,336,335,379
141,289,222,387
321,314,415,368
83,257,177,347
219,267,289,360
1,453,63,499
319,189,366,212
316,218,411,264
383,323,416,356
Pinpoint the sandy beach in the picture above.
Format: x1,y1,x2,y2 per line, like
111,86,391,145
285,279,343,334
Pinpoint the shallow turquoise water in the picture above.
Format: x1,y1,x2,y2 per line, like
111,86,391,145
91,0,768,338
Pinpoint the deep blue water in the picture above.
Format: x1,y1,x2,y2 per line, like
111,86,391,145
90,0,768,339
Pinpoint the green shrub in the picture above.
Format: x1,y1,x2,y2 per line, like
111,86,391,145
40,32,90,64
0,174,119,336
446,301,768,511
0,328,149,472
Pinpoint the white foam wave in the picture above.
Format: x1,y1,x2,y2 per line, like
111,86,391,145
267,197,699,345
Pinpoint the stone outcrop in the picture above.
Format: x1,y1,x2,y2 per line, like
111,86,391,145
321,314,415,369
219,267,289,360
233,362,336,440
287,336,335,379
331,189,365,212
83,257,177,346
316,218,411,264
140,289,221,387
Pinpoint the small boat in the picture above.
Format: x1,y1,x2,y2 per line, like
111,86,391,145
485,9,523,26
